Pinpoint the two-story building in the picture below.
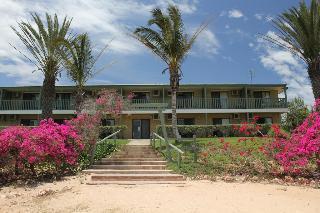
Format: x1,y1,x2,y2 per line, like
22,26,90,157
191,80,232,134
0,83,288,138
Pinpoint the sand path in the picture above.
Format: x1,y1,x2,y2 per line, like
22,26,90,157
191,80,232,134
0,175,319,213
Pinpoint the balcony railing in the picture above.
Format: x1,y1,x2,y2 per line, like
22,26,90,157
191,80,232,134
0,99,74,111
129,98,287,110
0,98,287,111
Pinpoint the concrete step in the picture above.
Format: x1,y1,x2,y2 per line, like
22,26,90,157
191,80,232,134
91,174,185,181
111,156,160,159
112,154,160,158
96,160,167,165
83,169,173,174
90,165,167,170
101,157,164,161
86,181,186,185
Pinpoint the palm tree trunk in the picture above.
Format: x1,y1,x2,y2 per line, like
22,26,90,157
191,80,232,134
308,66,320,100
75,86,84,113
171,88,180,139
41,74,56,119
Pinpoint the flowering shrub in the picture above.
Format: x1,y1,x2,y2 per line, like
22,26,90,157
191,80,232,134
67,113,102,167
96,89,132,116
264,100,320,175
0,119,83,178
0,126,29,174
265,100,320,175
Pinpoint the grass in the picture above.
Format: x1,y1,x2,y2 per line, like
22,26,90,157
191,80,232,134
94,139,128,161
153,137,273,178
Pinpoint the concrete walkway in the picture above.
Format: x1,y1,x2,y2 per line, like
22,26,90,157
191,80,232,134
127,139,151,146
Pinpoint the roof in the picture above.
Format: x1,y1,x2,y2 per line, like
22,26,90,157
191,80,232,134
0,83,286,92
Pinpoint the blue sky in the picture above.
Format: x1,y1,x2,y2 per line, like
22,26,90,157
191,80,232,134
0,0,314,104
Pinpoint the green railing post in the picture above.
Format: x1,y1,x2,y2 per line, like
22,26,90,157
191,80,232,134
192,135,198,163
158,109,172,161
177,152,181,168
113,134,117,146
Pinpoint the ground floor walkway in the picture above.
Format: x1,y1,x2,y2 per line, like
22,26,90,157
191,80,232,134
127,139,150,146
0,175,319,213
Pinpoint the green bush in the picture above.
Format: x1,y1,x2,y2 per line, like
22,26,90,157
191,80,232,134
156,124,271,138
99,125,127,139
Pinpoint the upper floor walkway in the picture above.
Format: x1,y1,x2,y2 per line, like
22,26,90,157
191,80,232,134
0,97,287,114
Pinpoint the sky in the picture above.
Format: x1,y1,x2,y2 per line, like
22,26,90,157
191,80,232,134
0,0,314,105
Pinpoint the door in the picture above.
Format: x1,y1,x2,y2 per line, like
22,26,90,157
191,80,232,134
177,92,193,108
220,92,228,108
132,119,150,139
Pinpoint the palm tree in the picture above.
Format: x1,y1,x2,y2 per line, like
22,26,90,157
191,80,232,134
265,0,320,100
62,33,109,113
133,5,207,139
11,13,72,119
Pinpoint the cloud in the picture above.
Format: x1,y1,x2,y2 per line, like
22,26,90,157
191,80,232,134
0,0,198,85
155,0,198,14
248,42,254,47
193,29,220,56
254,13,263,20
257,31,314,105
228,9,244,18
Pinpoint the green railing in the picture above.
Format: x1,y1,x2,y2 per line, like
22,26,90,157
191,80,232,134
0,99,74,111
129,97,287,110
91,129,122,164
0,98,287,111
151,132,184,168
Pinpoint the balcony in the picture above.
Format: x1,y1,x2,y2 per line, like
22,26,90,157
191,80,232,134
129,98,287,110
0,99,74,111
0,98,287,113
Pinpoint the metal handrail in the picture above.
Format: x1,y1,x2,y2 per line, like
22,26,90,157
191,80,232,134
151,132,184,167
169,143,184,154
96,130,121,144
90,129,122,164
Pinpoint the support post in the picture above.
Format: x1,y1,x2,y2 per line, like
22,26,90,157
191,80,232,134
284,85,288,107
159,109,171,161
192,134,198,163
245,87,249,121
204,87,208,126
113,134,117,146
152,133,155,148
162,87,165,103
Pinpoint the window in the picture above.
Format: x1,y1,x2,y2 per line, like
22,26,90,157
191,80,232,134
54,119,64,124
233,113,240,119
56,93,71,100
253,91,270,98
20,119,39,126
101,119,115,126
256,117,273,124
153,114,159,120
23,93,40,100
177,92,193,99
167,114,172,120
167,90,172,96
132,92,149,100
177,118,195,125
213,118,230,125
248,113,254,119
153,90,160,96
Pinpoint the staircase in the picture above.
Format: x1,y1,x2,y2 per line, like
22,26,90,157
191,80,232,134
84,140,185,184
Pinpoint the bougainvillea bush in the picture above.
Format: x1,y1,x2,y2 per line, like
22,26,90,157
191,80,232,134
0,119,83,183
264,100,320,176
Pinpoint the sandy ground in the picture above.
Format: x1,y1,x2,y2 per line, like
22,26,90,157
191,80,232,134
0,174,319,213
